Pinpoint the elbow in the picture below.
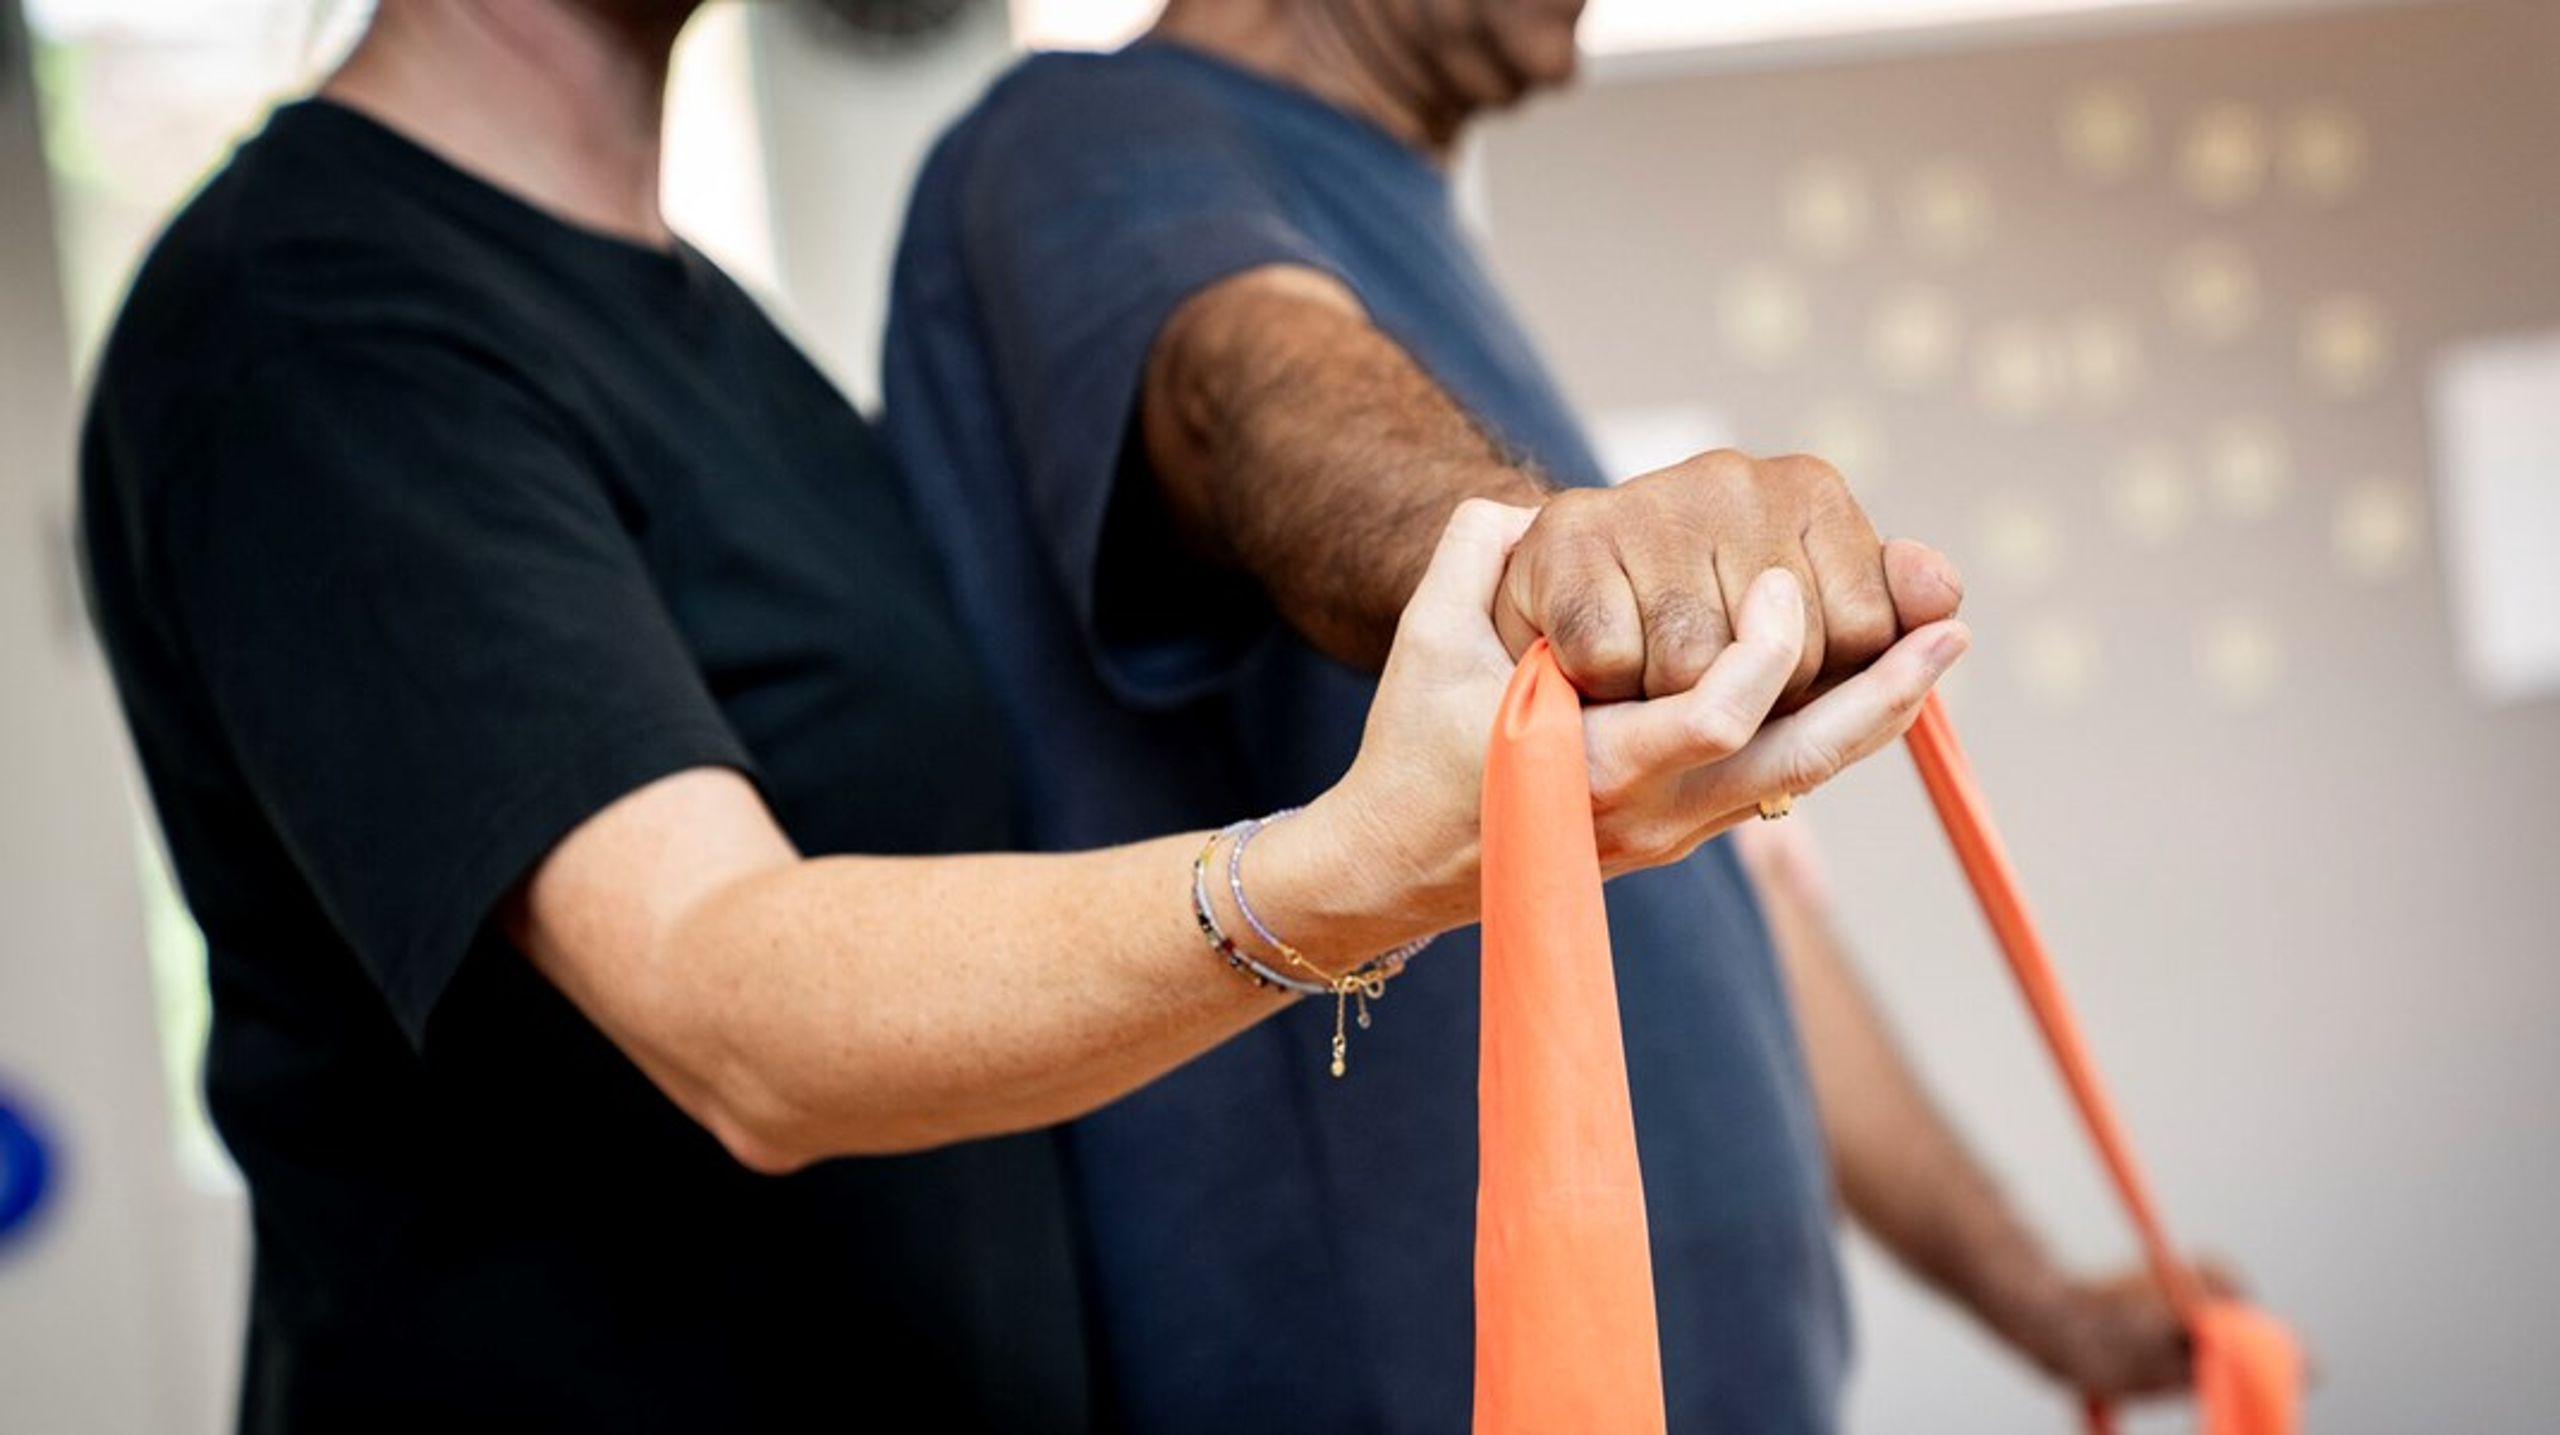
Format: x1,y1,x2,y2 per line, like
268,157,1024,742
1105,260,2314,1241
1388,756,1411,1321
710,1111,819,1177
673,1006,1031,1170
696,1066,1029,1171
693,1058,831,1176
691,1056,954,1173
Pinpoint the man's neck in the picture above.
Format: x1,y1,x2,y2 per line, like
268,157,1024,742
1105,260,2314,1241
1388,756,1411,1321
322,0,691,248
1149,1,1468,163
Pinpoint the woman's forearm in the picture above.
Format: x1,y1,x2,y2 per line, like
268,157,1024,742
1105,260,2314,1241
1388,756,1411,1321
520,772,1452,1172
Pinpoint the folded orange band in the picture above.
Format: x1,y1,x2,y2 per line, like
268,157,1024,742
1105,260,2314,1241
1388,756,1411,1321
1474,641,1667,1435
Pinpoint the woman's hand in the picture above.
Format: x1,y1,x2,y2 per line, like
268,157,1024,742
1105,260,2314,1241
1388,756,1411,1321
1305,499,1545,941
1300,499,1969,944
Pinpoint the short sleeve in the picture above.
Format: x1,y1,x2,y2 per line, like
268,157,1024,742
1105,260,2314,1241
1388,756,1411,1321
157,338,751,1047
955,57,1346,704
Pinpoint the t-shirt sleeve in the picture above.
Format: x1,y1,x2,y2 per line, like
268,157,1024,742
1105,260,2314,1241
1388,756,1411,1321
156,337,752,1048
954,60,1347,705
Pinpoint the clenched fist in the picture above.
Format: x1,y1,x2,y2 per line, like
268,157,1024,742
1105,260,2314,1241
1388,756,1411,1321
1494,450,1965,704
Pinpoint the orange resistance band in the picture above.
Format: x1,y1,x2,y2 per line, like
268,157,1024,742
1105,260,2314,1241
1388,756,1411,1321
1473,646,2301,1435
1902,691,2303,1435
1474,642,1668,1435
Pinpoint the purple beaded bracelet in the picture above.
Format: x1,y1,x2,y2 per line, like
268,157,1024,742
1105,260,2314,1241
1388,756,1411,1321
1226,809,1436,1076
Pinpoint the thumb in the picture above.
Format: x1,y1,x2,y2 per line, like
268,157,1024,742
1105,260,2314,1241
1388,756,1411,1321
1884,537,1964,631
1583,568,1802,786
1408,498,1539,626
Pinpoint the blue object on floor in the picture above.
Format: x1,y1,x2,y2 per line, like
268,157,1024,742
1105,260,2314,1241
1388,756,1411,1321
0,1085,55,1250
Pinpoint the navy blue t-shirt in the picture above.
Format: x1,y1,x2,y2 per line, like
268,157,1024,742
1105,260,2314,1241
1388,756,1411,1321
885,42,1849,1434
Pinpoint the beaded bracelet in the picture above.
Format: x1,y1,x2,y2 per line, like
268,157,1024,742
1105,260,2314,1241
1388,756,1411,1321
1228,807,1437,977
1225,809,1435,1077
1189,820,1421,1076
1191,823,1330,998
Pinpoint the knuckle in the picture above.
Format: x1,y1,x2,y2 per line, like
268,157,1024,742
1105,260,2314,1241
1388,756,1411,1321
1542,583,1640,671
1686,447,1758,487
1825,596,1895,669
1639,587,1712,647
1641,591,1721,674
1790,641,1827,692
1780,452,1847,490
1518,495,1599,558
1610,821,1680,871
1784,735,1850,794
1888,681,1929,728
1882,656,1932,712
1542,587,1610,650
1684,698,1755,760
1741,628,1798,669
1549,614,1642,684
1542,486,1603,524
1564,639,1646,687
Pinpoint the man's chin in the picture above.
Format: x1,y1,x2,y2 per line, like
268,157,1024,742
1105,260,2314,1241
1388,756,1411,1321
1490,64,1576,112
1447,36,1578,124
1507,38,1583,100
1540,47,1582,93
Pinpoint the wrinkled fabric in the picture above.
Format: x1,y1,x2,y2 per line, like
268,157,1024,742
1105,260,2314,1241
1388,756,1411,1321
1474,643,1667,1435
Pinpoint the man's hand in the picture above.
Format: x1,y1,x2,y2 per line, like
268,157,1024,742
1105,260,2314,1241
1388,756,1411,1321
1340,510,1967,932
2010,1259,2253,1400
1494,449,1964,703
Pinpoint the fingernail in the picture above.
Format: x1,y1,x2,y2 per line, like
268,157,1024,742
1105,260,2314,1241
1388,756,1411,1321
1924,627,1969,675
1761,567,1801,608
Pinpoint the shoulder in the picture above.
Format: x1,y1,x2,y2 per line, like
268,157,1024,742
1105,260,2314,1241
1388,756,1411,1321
921,48,1304,250
116,107,507,339
933,48,1269,194
976,48,1233,132
88,127,546,493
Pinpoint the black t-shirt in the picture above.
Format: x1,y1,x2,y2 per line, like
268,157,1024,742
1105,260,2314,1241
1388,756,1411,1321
79,100,1090,1432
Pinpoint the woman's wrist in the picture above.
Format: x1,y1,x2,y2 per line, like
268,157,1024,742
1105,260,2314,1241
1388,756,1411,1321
1244,784,1473,965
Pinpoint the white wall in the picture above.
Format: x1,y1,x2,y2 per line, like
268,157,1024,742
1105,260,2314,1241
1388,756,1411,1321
1477,1,2560,1429
0,4,243,1430
746,0,1018,410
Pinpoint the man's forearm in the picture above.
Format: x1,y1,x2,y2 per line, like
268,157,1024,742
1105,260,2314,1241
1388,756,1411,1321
1142,264,1548,670
1744,829,2225,1398
1750,842,2064,1341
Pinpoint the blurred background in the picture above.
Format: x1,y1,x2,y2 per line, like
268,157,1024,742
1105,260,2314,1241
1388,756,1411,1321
1,0,2552,1430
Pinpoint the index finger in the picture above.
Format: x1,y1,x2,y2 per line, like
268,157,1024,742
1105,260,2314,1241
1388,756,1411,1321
1584,568,1803,795
1681,618,1970,812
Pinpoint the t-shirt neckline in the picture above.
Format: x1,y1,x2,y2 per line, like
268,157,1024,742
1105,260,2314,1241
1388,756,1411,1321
270,96,703,290
1120,38,1450,189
